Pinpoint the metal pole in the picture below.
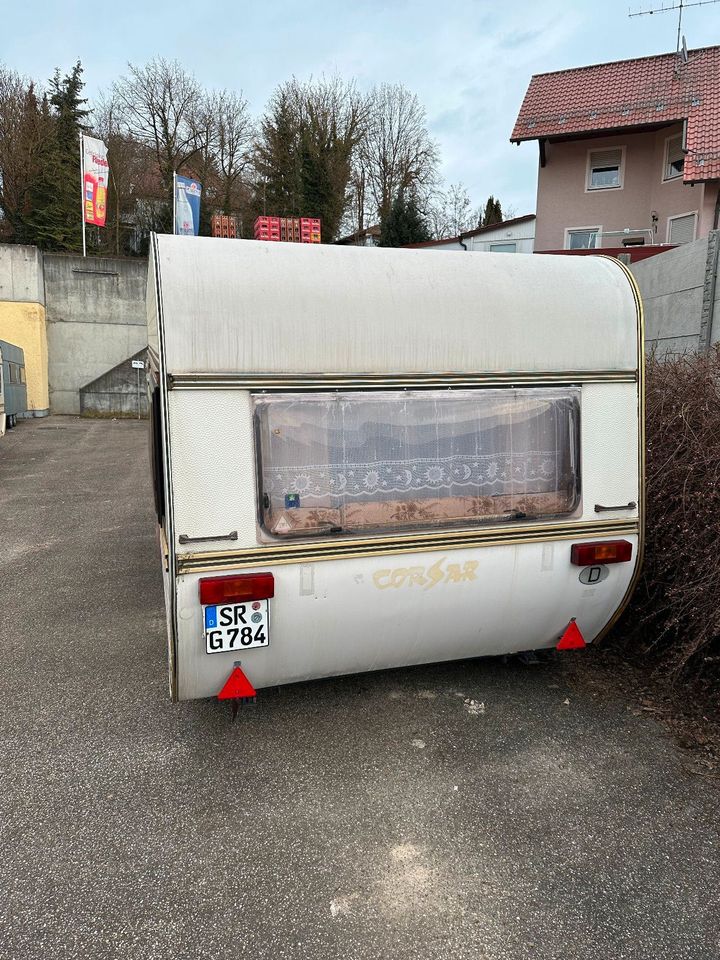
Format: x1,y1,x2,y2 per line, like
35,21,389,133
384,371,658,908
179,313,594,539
172,171,176,235
136,366,141,420
80,133,87,257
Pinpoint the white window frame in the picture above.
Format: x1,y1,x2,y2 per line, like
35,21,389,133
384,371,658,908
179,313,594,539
564,226,602,250
585,146,626,192
662,133,685,182
488,242,517,253
666,211,697,245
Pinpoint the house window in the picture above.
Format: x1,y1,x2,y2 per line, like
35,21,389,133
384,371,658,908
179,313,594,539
667,212,697,245
254,388,581,538
664,134,685,180
489,242,517,253
566,227,600,250
587,148,624,190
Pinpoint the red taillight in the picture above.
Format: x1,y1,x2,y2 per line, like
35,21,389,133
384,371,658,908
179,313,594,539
570,540,633,566
199,572,274,605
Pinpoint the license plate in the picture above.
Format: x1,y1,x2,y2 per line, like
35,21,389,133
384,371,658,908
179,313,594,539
203,600,270,654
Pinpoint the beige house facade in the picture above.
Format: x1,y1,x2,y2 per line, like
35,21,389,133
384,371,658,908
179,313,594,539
534,123,717,251
512,47,720,253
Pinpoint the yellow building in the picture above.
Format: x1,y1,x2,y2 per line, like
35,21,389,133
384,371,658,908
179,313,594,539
0,246,49,417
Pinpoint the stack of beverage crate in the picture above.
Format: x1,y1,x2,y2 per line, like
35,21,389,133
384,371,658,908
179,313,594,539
279,218,300,242
211,215,238,238
300,218,321,243
254,216,281,241
253,216,321,243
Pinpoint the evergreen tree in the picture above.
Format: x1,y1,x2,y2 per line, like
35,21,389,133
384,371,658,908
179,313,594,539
254,87,303,216
481,195,503,227
26,62,89,251
378,190,430,247
50,62,89,152
253,77,364,241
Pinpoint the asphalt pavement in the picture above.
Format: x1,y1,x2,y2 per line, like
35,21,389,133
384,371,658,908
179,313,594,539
0,417,718,960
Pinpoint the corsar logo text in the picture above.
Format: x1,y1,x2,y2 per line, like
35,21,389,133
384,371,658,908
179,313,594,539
373,557,479,590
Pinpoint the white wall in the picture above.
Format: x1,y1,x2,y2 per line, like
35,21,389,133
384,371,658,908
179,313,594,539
465,219,535,253
423,239,466,252
420,219,536,254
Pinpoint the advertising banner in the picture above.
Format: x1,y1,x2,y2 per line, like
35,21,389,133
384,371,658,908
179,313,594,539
174,176,202,235
82,135,109,227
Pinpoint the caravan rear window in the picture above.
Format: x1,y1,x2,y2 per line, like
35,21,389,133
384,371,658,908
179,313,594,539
254,388,581,538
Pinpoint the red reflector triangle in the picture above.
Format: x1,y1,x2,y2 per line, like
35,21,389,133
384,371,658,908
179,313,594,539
218,666,256,700
556,620,586,650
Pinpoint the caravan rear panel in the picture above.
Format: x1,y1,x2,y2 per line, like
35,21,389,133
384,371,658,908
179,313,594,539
147,236,643,701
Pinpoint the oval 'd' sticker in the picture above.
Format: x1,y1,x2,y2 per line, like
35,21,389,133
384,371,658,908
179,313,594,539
579,564,609,585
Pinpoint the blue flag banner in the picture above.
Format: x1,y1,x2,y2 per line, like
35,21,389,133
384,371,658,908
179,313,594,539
174,176,202,236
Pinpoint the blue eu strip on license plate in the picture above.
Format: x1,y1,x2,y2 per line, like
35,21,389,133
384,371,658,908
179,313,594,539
203,600,270,654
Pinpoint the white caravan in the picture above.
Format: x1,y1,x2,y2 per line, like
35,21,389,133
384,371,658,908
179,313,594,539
147,235,643,703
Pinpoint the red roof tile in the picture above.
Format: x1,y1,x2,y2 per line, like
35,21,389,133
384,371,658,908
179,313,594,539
510,46,720,182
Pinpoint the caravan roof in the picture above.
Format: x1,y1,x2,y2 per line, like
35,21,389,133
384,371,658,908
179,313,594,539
148,236,639,378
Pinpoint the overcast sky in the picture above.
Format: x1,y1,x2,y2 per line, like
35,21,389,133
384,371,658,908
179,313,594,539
3,0,719,217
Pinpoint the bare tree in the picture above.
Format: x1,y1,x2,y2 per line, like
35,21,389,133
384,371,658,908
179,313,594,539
427,182,475,239
92,92,157,254
359,83,439,225
112,58,203,192
0,66,51,242
344,164,368,237
179,89,254,233
212,90,254,214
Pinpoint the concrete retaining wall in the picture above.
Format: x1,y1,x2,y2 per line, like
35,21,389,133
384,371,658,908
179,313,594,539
0,244,45,304
631,231,720,356
80,348,149,418
44,254,148,415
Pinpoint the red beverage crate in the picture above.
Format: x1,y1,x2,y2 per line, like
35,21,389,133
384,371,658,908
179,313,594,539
213,214,238,238
254,216,280,230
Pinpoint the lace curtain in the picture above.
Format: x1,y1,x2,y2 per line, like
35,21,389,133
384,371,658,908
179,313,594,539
255,388,580,534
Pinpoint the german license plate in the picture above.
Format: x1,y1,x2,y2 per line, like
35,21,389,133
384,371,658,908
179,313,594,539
203,600,270,654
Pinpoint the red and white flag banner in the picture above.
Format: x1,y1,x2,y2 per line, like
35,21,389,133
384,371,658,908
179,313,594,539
82,135,109,227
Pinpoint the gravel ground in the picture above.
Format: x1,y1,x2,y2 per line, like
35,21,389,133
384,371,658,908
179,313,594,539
0,417,718,960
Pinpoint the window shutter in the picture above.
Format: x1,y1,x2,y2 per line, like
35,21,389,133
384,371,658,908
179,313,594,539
667,136,684,165
669,213,696,245
665,135,685,179
590,148,622,169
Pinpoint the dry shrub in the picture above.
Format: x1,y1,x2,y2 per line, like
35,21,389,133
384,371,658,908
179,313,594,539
608,345,720,681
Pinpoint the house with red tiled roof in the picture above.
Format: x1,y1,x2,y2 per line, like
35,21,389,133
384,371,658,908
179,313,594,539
511,45,720,252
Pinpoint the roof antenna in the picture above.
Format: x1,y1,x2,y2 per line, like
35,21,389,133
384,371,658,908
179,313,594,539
628,0,720,53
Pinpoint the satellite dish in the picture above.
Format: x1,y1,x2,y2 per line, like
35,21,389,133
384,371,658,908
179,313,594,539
681,35,688,63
